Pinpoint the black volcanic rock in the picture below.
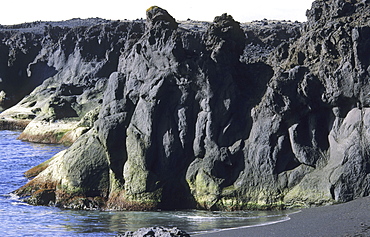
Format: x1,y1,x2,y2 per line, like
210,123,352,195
119,226,190,237
0,18,145,143
0,18,111,110
146,6,178,30
10,0,370,210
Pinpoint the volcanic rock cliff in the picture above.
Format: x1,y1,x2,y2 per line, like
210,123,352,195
4,0,370,210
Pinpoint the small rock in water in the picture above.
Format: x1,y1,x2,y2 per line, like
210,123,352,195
118,226,190,237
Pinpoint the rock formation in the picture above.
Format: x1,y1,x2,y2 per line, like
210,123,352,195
0,18,145,144
119,227,190,237
4,1,370,210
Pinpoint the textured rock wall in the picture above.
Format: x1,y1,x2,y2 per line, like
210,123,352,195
11,1,370,210
0,18,145,143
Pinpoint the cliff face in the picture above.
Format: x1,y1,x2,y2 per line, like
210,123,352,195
0,18,145,142
9,1,370,210
0,19,136,110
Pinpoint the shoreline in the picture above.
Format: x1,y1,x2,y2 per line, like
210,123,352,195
192,216,294,236
195,196,370,237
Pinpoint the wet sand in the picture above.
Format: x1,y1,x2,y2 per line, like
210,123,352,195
195,196,370,237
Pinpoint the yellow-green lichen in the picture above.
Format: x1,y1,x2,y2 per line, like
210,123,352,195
146,6,159,12
24,155,57,178
187,169,221,209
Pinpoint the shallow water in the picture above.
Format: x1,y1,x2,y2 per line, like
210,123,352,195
0,130,293,236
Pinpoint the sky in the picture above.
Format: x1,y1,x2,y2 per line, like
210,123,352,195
1,0,314,25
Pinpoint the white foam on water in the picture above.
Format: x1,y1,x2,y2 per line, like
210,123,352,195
11,201,31,206
192,210,302,235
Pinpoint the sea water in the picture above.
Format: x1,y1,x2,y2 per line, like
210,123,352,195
0,130,293,236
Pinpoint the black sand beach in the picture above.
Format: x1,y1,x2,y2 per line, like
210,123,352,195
196,196,370,237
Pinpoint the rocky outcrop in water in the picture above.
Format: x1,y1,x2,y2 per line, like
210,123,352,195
8,1,370,210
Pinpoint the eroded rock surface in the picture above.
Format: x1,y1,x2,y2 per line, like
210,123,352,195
9,1,370,210
0,18,145,143
119,227,190,237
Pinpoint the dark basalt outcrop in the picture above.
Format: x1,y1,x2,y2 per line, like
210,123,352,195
0,18,128,110
119,227,190,237
6,1,370,210
0,18,145,143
